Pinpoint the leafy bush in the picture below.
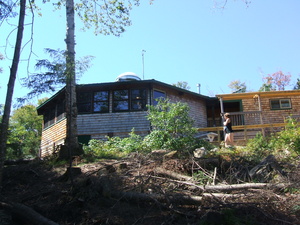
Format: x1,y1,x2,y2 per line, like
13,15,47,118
144,99,199,151
83,129,147,161
268,117,300,159
245,118,300,161
245,132,272,162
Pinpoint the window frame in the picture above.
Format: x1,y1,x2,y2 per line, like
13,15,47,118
153,89,166,106
93,91,109,113
270,98,292,110
77,92,92,113
113,88,147,112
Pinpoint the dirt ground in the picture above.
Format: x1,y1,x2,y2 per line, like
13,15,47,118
1,152,300,225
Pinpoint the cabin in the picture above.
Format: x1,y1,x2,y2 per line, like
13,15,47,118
199,90,300,144
37,73,211,158
37,72,300,157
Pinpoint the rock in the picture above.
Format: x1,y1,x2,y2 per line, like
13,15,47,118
193,147,207,158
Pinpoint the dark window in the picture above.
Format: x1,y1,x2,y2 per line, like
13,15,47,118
44,107,55,128
78,135,91,145
113,89,147,112
77,92,92,113
94,91,109,113
270,99,291,110
113,90,129,111
153,90,166,105
131,89,147,110
57,101,65,121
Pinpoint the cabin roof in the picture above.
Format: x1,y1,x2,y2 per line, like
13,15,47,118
216,90,300,101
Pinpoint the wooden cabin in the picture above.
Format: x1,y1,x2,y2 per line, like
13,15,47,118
199,90,300,144
37,71,300,157
37,74,210,157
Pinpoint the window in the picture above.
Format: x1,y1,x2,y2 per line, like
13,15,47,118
77,92,92,113
113,89,147,112
113,90,129,111
270,99,291,110
56,101,65,121
131,89,147,110
153,90,166,105
94,91,109,113
44,107,55,128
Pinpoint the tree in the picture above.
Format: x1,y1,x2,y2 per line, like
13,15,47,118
54,0,142,164
258,83,273,92
262,70,291,91
293,78,300,90
19,49,94,105
144,99,198,151
228,80,246,93
0,0,26,187
7,104,43,159
172,81,191,90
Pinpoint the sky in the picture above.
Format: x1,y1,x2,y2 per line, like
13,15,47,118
1,0,300,107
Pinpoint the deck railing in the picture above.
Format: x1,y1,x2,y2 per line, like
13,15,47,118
221,111,262,126
202,111,286,144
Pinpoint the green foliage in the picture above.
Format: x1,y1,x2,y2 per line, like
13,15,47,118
7,104,43,159
19,48,94,103
52,0,140,36
144,99,198,151
245,132,272,162
172,81,191,90
245,118,300,161
228,80,247,93
83,129,147,161
193,170,212,185
83,100,214,160
269,117,300,158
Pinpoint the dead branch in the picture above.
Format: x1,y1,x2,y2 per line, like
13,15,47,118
202,192,255,198
155,167,193,181
111,191,203,205
203,183,287,191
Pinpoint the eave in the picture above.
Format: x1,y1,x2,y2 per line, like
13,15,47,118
216,90,300,101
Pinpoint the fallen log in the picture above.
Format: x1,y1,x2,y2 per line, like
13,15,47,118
0,202,59,225
111,191,203,205
155,167,193,181
203,183,287,191
202,192,255,198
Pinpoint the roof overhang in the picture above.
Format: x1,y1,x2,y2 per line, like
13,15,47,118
216,90,300,101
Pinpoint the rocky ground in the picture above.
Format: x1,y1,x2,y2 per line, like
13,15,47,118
0,151,300,225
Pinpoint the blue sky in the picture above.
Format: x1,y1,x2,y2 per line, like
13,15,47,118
1,0,300,106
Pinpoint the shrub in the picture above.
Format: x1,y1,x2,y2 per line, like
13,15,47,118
269,117,300,159
83,129,147,161
144,99,199,151
245,118,300,162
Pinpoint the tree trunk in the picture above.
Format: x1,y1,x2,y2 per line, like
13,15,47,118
65,0,79,158
0,0,26,188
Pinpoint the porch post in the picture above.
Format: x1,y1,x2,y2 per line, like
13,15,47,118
219,97,224,116
257,94,265,136
219,97,224,142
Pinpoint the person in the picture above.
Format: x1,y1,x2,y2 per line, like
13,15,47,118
223,113,234,147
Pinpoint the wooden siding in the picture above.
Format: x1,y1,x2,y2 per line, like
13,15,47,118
77,111,150,139
40,118,67,158
152,83,207,128
241,94,300,124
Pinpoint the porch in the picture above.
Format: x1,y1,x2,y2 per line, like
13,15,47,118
199,111,287,145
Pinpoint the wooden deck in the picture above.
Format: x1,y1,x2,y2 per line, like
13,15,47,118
198,123,287,144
